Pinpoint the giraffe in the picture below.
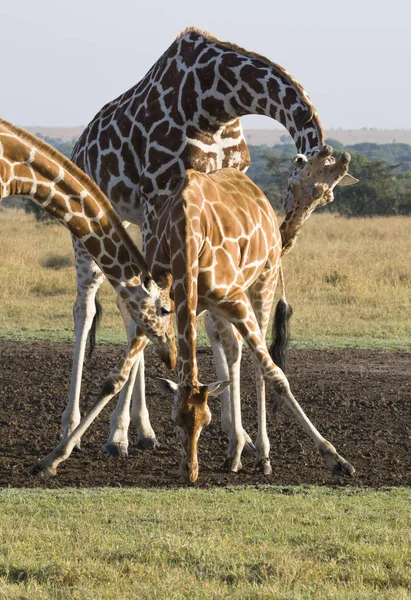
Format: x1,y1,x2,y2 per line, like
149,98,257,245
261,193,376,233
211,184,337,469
0,118,176,399
32,153,356,481
153,167,355,484
65,27,358,458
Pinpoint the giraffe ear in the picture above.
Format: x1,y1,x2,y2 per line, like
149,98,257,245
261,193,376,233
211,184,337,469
156,377,178,396
205,380,231,397
338,173,359,186
292,154,308,168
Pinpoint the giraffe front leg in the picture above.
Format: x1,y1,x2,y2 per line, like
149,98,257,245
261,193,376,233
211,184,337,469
247,271,278,477
30,335,148,477
62,249,104,449
279,382,355,477
101,359,138,457
205,312,256,466
130,352,159,450
256,348,354,477
253,364,272,476
103,298,158,456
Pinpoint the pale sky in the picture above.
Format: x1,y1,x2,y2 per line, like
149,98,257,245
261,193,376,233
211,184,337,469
2,0,410,131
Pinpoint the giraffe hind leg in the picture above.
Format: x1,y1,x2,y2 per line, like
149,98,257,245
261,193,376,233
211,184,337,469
205,312,256,471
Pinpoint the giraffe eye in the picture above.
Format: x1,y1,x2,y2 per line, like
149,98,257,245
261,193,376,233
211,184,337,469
160,307,171,316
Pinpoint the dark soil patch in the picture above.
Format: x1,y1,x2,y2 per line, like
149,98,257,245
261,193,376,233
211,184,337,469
0,341,409,488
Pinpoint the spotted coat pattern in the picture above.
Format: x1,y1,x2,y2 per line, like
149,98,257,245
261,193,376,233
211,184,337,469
147,168,355,483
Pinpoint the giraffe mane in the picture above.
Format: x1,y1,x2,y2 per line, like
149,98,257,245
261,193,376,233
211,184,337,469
176,27,324,145
181,172,197,387
0,118,150,276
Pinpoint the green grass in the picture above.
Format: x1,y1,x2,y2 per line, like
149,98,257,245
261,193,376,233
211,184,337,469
0,487,410,599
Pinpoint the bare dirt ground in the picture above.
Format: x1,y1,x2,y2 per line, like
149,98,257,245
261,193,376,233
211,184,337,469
0,341,409,489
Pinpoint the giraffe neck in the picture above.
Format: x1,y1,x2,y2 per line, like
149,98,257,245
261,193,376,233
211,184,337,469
145,178,199,386
170,28,325,154
0,119,146,295
176,194,199,387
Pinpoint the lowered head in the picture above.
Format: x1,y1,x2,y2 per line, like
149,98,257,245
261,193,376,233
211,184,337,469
157,378,230,482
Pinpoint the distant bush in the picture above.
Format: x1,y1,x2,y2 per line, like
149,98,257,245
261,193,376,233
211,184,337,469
42,255,73,270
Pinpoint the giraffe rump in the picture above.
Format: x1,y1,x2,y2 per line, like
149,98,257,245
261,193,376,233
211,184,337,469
269,298,293,372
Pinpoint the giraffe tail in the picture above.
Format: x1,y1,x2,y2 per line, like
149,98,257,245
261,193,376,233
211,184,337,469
268,263,293,372
87,297,103,362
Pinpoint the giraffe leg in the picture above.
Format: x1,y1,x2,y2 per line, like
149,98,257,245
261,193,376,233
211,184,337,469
130,352,159,449
252,360,272,476
205,312,255,465
102,355,138,458
30,335,148,477
61,243,104,449
248,272,278,476
103,297,158,456
215,294,355,478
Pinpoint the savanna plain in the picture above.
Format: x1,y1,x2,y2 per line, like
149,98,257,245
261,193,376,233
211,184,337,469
0,209,410,599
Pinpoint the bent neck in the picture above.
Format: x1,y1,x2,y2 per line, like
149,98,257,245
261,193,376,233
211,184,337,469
169,29,324,154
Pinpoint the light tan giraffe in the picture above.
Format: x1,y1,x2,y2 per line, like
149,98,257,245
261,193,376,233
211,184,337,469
33,152,356,482
151,164,356,482
0,119,177,453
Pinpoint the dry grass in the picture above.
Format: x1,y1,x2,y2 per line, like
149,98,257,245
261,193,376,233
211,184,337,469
0,209,127,340
283,213,411,348
0,209,410,348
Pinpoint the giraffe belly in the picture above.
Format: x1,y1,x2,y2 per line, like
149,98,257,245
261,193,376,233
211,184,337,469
114,200,144,227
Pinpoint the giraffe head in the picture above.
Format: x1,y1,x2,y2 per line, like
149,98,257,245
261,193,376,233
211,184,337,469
157,378,230,482
280,145,358,255
120,274,177,370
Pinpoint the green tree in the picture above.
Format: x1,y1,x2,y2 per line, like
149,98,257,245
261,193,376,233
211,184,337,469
332,151,411,216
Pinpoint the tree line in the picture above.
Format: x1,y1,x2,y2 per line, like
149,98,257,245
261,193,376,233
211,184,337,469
247,140,411,217
4,133,411,219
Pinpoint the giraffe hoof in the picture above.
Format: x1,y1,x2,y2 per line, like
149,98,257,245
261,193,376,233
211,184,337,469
102,442,129,458
29,461,57,477
222,457,242,473
254,459,272,476
136,436,160,451
332,457,355,477
230,458,242,473
321,446,355,477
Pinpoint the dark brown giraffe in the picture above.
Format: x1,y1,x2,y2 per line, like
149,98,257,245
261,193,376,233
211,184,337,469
66,27,357,457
